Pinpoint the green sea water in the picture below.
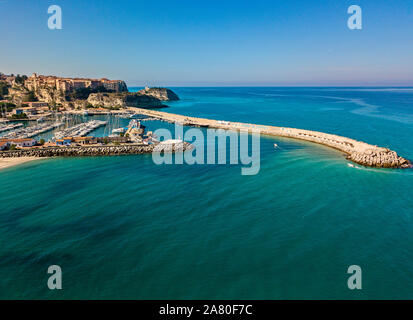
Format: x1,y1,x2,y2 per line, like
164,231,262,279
0,87,412,299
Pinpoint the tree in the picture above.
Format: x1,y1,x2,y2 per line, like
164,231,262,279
39,139,45,145
0,81,9,99
15,74,27,85
0,102,16,112
11,113,28,119
25,91,37,102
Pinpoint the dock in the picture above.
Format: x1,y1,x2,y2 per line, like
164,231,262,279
54,120,107,139
128,107,411,168
0,123,24,133
2,122,64,139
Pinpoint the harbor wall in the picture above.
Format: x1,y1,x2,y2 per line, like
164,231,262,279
0,142,193,158
129,107,411,169
0,145,154,158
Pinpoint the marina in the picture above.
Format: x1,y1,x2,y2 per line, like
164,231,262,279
1,122,64,139
54,120,107,139
0,122,24,133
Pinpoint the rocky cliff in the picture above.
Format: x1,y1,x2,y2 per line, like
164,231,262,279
87,88,179,108
9,84,67,106
137,87,180,101
7,82,179,110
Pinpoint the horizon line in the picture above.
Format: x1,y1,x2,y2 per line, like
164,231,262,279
127,84,413,88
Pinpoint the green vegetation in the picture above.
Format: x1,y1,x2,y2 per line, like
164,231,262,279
14,74,27,85
9,144,17,151
11,113,28,119
39,139,45,145
66,86,114,100
0,101,16,112
0,81,9,99
102,105,121,110
25,91,37,102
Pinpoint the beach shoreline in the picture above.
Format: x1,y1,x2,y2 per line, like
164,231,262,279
0,157,42,171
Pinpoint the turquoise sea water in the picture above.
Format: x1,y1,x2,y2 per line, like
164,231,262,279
0,87,413,299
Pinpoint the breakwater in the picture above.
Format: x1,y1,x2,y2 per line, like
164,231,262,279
129,107,411,168
0,143,193,158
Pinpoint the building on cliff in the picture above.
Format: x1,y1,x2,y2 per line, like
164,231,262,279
24,73,128,93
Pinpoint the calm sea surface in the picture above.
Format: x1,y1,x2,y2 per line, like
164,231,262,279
0,87,412,299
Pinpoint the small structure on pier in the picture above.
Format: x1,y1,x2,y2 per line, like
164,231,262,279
125,119,146,142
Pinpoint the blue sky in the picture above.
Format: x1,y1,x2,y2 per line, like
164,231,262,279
1,0,412,86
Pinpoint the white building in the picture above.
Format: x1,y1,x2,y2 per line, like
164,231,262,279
0,138,37,148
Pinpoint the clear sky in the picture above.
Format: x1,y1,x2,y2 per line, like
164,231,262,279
1,0,412,86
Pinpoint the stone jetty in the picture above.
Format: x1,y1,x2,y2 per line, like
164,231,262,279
0,143,193,158
129,107,411,169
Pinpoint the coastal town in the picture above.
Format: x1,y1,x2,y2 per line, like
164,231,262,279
0,71,411,169
0,72,188,169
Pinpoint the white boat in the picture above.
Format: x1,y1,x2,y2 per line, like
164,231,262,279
274,143,278,148
348,163,355,168
112,127,125,134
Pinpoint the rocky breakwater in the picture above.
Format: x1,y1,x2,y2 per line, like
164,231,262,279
348,148,411,168
87,87,179,109
0,142,194,158
129,107,411,169
273,128,411,169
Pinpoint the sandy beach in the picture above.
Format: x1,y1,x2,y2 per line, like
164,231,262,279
0,157,41,171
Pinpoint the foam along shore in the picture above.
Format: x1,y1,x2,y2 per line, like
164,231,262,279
0,157,41,171
129,107,411,169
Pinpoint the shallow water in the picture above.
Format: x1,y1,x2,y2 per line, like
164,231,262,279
0,87,412,299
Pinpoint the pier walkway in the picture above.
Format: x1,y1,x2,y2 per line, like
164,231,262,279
129,107,410,168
